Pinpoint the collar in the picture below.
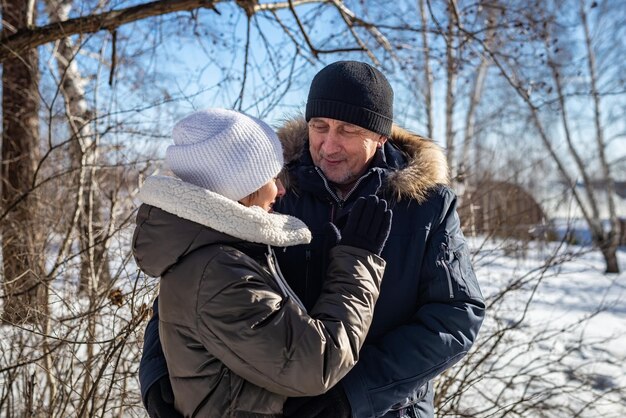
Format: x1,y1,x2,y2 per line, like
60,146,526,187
277,118,448,204
290,142,407,203
137,176,312,247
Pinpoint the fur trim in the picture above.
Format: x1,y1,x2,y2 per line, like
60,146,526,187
276,118,449,203
384,125,449,203
138,176,312,247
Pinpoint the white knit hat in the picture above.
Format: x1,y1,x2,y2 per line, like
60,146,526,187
165,108,284,201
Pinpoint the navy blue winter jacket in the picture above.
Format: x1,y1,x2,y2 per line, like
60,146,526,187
138,118,485,417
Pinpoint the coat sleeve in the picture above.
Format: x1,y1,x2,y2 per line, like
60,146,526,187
341,189,486,417
195,245,385,397
138,298,169,406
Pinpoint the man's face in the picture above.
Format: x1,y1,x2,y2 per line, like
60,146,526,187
308,117,387,185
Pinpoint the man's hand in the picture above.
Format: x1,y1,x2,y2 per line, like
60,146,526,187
283,385,351,418
145,376,183,418
340,195,392,256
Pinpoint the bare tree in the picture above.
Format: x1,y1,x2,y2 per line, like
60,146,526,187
444,0,460,181
458,1,498,184
578,0,621,272
0,1,398,415
45,0,112,295
525,0,619,272
446,0,623,272
1,0,48,324
418,0,435,139
2,1,623,416
1,0,384,321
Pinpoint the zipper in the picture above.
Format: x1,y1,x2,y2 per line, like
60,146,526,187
437,243,455,299
341,175,368,203
314,167,370,214
305,249,311,306
315,167,341,205
266,245,307,311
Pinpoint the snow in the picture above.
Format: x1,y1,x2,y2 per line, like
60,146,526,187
1,231,625,417
440,238,626,417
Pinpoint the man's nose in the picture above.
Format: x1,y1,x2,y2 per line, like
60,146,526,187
320,131,341,155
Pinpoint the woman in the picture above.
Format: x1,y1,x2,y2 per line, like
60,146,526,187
133,108,392,417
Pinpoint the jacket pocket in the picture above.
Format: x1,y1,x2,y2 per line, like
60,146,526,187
436,242,456,299
437,240,482,301
453,244,482,299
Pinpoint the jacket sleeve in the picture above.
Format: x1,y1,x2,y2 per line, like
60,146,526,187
138,298,169,406
341,189,486,417
195,245,385,397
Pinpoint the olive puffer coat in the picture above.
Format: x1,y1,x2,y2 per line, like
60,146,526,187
133,175,386,417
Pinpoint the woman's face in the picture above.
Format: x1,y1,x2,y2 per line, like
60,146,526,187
239,178,286,212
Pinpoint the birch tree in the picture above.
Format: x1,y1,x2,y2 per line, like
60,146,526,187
418,0,435,139
1,1,397,413
458,2,498,184
45,0,112,296
578,0,621,272
444,0,460,181
472,0,624,272
1,0,392,322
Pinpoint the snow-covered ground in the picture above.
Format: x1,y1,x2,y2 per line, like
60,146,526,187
1,232,624,417
444,238,626,417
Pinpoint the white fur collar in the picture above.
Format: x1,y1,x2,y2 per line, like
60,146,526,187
137,176,312,247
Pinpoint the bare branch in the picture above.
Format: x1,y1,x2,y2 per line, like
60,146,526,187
332,1,378,65
0,0,222,63
330,0,394,55
233,16,251,110
255,0,322,12
287,0,364,58
108,30,116,86
418,0,434,139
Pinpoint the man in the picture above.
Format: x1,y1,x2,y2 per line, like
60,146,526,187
138,61,485,417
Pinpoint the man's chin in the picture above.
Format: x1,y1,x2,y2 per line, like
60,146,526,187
322,171,352,186
319,166,346,183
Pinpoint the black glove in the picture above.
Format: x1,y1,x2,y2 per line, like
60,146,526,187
339,195,392,255
145,376,183,418
283,385,351,418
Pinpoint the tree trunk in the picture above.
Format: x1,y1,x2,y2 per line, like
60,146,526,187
1,0,47,324
494,4,621,275
418,0,434,139
45,0,112,295
458,3,497,186
445,0,459,182
601,243,620,274
580,0,620,273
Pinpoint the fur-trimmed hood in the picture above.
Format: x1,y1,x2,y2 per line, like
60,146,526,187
276,117,449,204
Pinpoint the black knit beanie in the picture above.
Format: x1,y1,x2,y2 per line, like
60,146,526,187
305,61,394,137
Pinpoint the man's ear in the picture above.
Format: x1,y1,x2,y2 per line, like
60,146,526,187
378,135,388,148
